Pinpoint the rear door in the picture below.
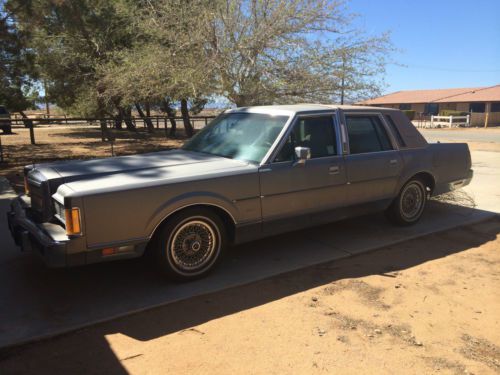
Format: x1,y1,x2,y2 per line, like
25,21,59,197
341,112,403,205
259,114,347,234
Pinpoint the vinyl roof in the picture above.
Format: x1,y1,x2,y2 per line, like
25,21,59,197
227,104,384,115
359,85,500,105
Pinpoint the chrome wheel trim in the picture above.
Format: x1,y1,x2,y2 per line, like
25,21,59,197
167,217,220,275
400,182,425,221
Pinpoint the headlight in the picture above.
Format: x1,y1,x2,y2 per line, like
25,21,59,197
65,207,82,236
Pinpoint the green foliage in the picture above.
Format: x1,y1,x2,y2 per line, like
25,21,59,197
402,110,416,121
0,7,37,112
439,109,468,116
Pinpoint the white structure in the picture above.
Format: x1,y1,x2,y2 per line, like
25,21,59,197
430,115,470,128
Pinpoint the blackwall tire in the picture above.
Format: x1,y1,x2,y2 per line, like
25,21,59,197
386,179,427,226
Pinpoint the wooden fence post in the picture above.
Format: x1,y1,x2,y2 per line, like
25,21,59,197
29,123,35,145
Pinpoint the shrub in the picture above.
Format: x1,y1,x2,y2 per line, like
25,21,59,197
439,109,469,117
402,110,415,120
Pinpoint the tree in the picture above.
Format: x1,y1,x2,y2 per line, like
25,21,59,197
206,0,393,106
0,2,37,115
99,0,216,137
8,0,139,138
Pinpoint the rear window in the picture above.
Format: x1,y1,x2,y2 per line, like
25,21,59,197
384,115,406,147
0,106,8,115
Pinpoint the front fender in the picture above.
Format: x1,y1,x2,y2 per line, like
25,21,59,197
145,191,240,238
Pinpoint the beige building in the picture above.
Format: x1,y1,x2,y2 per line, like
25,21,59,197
359,85,500,126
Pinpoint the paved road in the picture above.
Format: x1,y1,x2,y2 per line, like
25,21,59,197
419,128,500,213
420,128,500,144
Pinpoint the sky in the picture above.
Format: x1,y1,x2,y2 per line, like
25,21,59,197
348,0,500,94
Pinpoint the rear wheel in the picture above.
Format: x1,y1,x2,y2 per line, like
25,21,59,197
386,179,427,226
154,207,227,281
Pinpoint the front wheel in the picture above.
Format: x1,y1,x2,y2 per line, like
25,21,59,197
386,179,427,226
153,207,227,281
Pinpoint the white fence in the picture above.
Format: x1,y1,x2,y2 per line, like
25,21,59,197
429,115,470,128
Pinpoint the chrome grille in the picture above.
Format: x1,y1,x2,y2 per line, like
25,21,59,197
29,183,44,211
54,201,66,224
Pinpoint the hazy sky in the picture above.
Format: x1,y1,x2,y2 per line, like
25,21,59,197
349,0,500,93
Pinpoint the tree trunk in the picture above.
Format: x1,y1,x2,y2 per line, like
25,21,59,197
162,99,177,137
135,103,154,133
121,107,136,131
114,111,123,130
180,98,194,137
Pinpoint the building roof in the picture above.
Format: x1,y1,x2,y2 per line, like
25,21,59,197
360,85,500,105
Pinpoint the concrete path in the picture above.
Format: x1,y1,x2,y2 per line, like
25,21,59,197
0,175,495,349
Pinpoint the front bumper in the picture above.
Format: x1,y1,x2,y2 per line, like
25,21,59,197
7,196,147,267
7,196,69,267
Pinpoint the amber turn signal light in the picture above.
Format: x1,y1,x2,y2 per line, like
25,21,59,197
65,208,82,236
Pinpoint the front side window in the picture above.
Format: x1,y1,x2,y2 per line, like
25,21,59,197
274,116,336,162
346,115,393,154
183,112,289,164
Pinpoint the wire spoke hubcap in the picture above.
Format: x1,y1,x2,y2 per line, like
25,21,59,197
401,184,423,220
170,220,217,271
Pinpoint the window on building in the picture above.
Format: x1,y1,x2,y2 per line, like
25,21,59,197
469,102,486,113
424,103,439,115
399,103,411,110
345,115,393,154
491,102,500,112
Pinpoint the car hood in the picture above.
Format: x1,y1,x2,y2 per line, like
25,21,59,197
28,149,257,198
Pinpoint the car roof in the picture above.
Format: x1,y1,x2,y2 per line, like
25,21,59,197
226,104,393,116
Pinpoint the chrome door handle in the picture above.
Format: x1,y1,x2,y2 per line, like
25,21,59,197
389,159,398,165
329,165,340,174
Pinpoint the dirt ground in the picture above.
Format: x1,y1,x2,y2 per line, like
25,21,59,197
0,218,498,375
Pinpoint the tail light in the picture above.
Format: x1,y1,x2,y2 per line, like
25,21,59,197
65,208,82,236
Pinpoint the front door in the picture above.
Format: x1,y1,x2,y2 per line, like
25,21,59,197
342,113,403,206
259,114,347,235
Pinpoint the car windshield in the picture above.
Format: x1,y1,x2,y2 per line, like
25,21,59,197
183,112,289,163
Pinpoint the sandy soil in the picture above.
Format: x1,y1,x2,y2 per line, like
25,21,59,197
1,218,499,375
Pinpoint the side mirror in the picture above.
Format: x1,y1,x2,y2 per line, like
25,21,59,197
294,146,311,166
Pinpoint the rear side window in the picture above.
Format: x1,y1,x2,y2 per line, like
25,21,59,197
345,115,393,154
0,106,7,115
384,115,406,147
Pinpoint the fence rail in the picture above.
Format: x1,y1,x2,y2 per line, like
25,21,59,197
429,115,470,128
9,115,216,127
